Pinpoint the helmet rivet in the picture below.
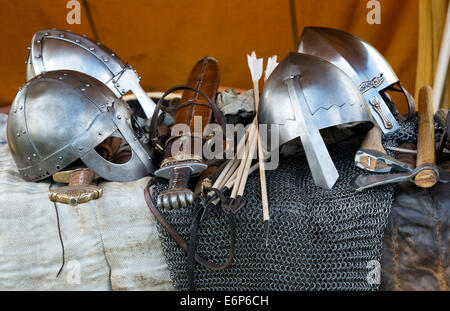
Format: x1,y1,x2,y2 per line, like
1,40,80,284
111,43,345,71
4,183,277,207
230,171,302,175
78,147,83,151
90,47,95,51
60,34,65,38
27,46,31,50
100,104,105,108
19,106,23,110
44,32,49,36
104,58,109,62
22,130,26,134
82,34,87,38
81,88,86,92
32,153,36,157
121,89,126,94
116,84,120,88
37,40,41,44
111,53,115,57
35,55,41,59
27,156,31,161
117,115,122,120
75,39,80,43
97,42,101,46
58,77,63,80
58,156,63,161
16,133,20,137
85,84,90,87
98,131,103,136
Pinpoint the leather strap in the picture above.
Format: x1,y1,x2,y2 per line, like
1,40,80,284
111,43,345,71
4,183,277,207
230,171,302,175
148,85,227,149
385,82,416,121
144,179,235,271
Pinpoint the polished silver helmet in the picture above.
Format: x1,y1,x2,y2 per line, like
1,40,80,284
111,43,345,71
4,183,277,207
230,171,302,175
259,52,372,189
7,70,155,182
297,27,415,133
26,29,157,119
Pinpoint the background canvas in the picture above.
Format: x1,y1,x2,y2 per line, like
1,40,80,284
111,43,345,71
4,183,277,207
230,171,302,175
0,0,421,113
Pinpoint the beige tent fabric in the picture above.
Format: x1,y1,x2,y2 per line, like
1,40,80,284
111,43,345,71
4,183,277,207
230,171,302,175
415,0,450,109
0,114,173,291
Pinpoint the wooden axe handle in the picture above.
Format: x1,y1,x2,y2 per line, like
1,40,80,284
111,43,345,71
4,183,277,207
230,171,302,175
415,86,438,188
360,125,386,153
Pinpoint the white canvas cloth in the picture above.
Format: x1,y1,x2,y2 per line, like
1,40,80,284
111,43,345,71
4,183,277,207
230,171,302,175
0,113,173,290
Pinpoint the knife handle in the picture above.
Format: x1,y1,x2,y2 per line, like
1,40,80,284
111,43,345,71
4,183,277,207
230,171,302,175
415,86,438,188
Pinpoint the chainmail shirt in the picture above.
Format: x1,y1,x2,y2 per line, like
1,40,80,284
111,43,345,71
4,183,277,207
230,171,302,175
151,123,416,291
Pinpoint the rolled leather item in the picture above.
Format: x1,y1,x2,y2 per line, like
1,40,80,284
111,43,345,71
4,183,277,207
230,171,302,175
155,57,220,210
159,57,219,170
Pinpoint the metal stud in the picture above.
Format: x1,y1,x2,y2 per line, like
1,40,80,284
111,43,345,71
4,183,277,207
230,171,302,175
81,88,86,92
35,55,41,59
111,53,115,57
16,133,20,137
98,131,103,136
117,115,122,120
22,130,26,134
82,34,87,38
60,34,65,38
75,39,80,43
85,84,90,87
32,153,36,157
97,42,101,46
36,40,41,44
44,32,49,36
90,47,95,51
104,58,109,62
27,156,31,161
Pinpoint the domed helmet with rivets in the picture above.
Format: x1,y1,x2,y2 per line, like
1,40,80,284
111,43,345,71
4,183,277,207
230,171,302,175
259,52,372,189
26,29,157,120
7,70,155,182
297,27,415,133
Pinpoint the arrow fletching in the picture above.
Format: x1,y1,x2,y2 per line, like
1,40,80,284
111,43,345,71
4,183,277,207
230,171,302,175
264,55,278,82
247,51,263,82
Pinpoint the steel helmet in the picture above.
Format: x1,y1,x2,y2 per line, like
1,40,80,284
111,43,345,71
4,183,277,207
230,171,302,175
298,27,415,133
259,52,372,189
26,29,157,119
7,70,155,182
